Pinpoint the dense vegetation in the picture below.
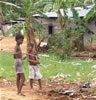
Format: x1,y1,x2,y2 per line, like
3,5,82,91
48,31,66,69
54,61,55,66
0,0,96,59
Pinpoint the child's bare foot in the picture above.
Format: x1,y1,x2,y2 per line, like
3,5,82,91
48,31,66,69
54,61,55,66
39,88,42,90
18,93,25,96
37,89,42,93
39,86,42,90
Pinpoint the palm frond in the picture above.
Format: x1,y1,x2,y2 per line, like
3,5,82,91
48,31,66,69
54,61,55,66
34,0,53,8
0,7,1,13
84,0,94,5
43,3,53,12
37,11,47,18
22,0,33,12
83,6,95,22
31,19,45,32
6,22,26,35
0,1,21,9
30,10,47,18
71,7,81,23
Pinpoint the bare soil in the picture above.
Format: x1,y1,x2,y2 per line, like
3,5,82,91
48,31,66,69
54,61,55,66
0,80,50,100
0,37,27,52
0,79,96,100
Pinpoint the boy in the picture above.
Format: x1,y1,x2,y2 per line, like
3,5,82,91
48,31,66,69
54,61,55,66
27,43,42,90
14,33,25,96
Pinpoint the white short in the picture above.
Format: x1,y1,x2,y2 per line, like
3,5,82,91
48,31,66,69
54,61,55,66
29,65,42,80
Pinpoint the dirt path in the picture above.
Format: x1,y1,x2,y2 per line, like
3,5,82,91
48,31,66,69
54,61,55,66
0,37,27,52
0,81,50,100
0,79,96,100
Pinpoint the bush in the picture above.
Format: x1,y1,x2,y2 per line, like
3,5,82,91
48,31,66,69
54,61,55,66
47,35,63,53
46,31,74,59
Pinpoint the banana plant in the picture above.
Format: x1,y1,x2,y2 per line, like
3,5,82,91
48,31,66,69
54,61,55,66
41,0,86,28
83,0,96,22
41,0,87,53
0,0,46,52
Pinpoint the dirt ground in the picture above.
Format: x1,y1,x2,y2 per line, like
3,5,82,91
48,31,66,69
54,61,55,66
0,79,96,100
0,80,50,100
0,37,27,52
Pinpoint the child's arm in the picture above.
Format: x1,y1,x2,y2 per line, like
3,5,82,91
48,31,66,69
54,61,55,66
27,55,40,65
27,58,40,64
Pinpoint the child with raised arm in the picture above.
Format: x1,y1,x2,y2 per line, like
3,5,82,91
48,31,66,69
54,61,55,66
27,43,42,90
14,33,25,96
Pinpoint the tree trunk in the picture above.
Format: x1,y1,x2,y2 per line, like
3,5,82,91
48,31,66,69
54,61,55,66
77,35,84,51
57,10,66,30
26,18,38,52
57,10,73,56
0,13,5,36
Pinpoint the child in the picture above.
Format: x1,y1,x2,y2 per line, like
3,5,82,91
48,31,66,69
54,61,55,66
27,43,42,90
14,33,25,96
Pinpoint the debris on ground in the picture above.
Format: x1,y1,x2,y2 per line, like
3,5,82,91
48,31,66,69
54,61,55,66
45,78,95,100
40,54,49,57
92,65,96,69
72,51,96,60
72,62,81,66
82,82,91,88
0,78,96,100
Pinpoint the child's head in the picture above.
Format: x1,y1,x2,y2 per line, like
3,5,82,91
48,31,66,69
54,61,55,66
15,33,24,45
27,43,34,52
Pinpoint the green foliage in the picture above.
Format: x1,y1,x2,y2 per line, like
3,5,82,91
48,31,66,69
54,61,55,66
6,22,28,35
47,34,62,52
84,0,96,22
0,8,1,13
83,7,95,22
0,1,21,9
43,3,53,12
0,0,46,39
31,19,45,31
1,0,96,58
84,0,96,5
71,7,80,22
44,0,87,59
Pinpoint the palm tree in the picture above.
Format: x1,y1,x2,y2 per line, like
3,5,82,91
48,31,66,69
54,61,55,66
0,12,5,36
0,0,46,51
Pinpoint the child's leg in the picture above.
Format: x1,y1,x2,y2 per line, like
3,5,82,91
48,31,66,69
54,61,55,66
18,73,25,94
38,79,42,89
30,79,33,89
16,74,20,94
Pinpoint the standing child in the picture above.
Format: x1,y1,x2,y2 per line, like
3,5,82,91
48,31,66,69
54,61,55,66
27,43,42,90
14,33,25,96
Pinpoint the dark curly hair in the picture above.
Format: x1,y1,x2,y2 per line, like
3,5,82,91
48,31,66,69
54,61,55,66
15,33,24,41
27,42,34,48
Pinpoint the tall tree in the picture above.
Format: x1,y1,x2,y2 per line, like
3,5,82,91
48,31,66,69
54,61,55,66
0,0,46,51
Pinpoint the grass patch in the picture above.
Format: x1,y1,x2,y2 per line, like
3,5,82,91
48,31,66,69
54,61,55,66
0,51,96,81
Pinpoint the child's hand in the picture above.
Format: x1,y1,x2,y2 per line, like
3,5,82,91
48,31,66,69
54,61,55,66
38,59,40,64
22,55,26,60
